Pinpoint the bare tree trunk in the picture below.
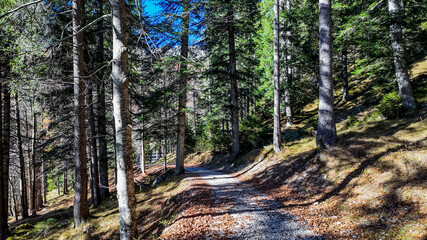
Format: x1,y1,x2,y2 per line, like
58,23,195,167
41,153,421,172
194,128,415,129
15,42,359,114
87,83,101,207
0,84,9,240
228,0,240,158
16,94,29,218
41,159,46,204
110,0,137,238
73,0,89,227
283,0,293,127
316,0,337,149
9,180,18,221
341,48,349,103
388,0,416,109
140,137,145,175
176,0,190,175
2,84,10,215
57,175,60,196
273,0,283,153
31,105,39,214
96,0,109,200
25,111,34,216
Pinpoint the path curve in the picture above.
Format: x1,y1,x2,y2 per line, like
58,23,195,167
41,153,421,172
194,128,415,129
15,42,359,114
162,167,321,239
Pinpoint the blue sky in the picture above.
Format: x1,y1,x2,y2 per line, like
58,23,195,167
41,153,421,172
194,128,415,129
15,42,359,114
144,0,161,17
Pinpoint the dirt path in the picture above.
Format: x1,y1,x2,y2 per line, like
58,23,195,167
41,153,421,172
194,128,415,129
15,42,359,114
161,167,321,239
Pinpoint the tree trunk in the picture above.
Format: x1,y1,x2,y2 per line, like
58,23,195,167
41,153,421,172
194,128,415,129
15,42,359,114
72,0,89,227
228,0,240,158
388,0,416,109
2,84,10,215
31,106,40,213
87,83,101,207
41,159,46,204
26,111,34,216
57,175,60,196
0,84,9,240
283,0,293,128
316,0,337,149
176,0,190,175
273,0,283,153
140,138,145,175
110,0,137,238
341,48,349,103
63,171,68,194
16,94,29,219
96,0,109,200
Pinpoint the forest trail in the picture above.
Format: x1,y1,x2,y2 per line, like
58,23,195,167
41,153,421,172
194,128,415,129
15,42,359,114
161,167,321,239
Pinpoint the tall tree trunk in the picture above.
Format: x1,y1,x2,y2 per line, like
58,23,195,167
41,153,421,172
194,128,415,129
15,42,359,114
2,84,10,215
72,0,89,227
26,112,34,216
341,48,349,103
87,83,101,207
388,0,416,109
110,0,137,238
228,0,240,158
16,94,29,218
316,0,337,149
0,84,9,240
57,175,61,196
273,0,283,153
31,105,39,214
96,0,109,200
176,0,190,175
283,0,293,127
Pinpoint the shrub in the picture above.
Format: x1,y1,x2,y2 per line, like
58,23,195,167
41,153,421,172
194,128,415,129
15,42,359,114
376,92,402,119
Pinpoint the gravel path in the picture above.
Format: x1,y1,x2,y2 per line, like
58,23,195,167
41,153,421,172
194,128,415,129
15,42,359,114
166,167,321,239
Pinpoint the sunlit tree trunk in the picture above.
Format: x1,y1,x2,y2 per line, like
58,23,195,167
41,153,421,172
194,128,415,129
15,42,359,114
72,0,89,227
283,0,293,128
387,0,416,109
273,0,283,153
176,0,190,175
110,0,137,238
316,0,337,149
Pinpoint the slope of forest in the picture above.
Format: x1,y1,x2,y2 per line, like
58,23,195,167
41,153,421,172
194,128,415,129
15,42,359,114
6,59,426,240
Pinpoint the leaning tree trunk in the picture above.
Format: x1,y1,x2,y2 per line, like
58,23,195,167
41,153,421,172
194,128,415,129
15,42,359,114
16,94,29,218
316,0,337,149
87,83,101,207
110,0,137,238
2,84,10,215
228,0,240,158
72,0,89,227
0,84,9,240
176,0,190,175
273,0,283,153
388,0,416,109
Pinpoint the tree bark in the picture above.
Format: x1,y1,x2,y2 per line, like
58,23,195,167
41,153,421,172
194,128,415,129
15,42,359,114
87,83,101,207
140,137,145,175
273,0,283,153
283,0,293,128
72,0,89,227
63,171,68,194
0,84,9,240
2,84,10,215
228,0,240,158
110,0,137,238
316,0,337,149
96,0,109,200
16,94,29,218
41,159,46,204
387,0,416,109
176,0,190,175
